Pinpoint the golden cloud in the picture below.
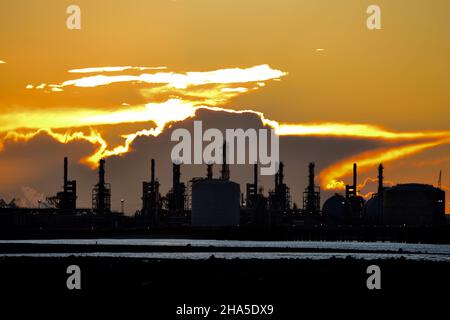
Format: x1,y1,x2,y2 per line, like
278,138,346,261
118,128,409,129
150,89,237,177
3,64,450,191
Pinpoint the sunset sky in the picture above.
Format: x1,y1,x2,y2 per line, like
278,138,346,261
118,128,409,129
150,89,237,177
0,0,449,213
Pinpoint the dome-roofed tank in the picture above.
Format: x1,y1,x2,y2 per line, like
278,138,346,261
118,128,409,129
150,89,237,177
363,195,383,225
384,183,445,226
322,194,351,223
191,146,241,227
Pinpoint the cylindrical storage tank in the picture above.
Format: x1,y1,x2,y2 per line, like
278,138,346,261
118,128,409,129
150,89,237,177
363,196,383,225
322,194,351,223
383,183,445,226
192,179,240,227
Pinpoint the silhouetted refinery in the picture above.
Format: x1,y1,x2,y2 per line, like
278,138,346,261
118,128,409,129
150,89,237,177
0,145,448,241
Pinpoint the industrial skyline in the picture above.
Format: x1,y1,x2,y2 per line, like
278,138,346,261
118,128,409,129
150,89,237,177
1,144,445,231
1,0,449,213
0,108,448,214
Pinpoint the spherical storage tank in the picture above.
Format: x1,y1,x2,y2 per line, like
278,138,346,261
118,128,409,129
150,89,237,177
322,194,351,223
363,196,383,225
383,183,445,226
192,179,240,227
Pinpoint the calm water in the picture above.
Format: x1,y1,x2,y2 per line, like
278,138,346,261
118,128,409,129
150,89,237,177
1,239,449,261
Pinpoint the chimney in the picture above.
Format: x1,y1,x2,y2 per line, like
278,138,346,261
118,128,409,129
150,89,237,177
63,157,68,192
279,162,284,186
151,158,155,184
221,142,230,180
308,162,315,192
438,170,442,189
353,163,357,194
96,158,106,214
378,163,384,195
254,163,258,193
99,159,105,186
305,162,320,214
173,163,180,190
207,164,213,179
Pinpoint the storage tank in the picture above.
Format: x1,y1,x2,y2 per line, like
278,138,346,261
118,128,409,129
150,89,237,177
322,194,351,223
363,196,383,225
383,183,445,226
192,179,240,227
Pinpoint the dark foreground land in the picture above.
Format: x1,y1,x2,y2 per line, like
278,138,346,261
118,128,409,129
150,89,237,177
0,255,448,317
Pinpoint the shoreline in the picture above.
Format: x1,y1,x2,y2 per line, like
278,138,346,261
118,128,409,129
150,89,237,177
1,224,450,243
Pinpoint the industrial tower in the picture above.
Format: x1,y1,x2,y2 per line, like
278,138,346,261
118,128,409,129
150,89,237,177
92,159,111,214
55,157,77,211
302,162,320,215
142,158,161,224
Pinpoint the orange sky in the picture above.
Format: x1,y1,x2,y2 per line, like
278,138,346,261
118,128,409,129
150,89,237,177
0,0,449,212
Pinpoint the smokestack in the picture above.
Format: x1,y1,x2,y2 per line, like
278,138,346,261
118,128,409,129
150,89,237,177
378,164,384,195
223,142,226,165
99,159,105,186
254,163,258,193
63,157,68,192
173,163,180,189
96,158,106,214
221,142,230,180
207,164,213,179
304,162,320,214
308,162,315,192
438,170,442,189
151,158,155,184
353,163,357,194
279,162,284,186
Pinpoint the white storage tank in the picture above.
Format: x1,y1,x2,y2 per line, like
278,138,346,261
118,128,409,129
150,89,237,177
191,179,240,227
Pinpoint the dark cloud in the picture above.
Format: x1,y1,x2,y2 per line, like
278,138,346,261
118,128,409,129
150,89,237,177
0,109,384,213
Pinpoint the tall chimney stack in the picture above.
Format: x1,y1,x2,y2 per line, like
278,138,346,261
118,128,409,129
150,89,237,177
221,142,230,180
378,164,384,195
308,162,315,192
438,170,442,189
304,162,320,214
173,163,180,189
151,158,155,184
279,162,284,186
63,156,68,192
353,163,357,194
254,163,258,193
96,159,106,214
207,164,213,179
99,159,105,186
